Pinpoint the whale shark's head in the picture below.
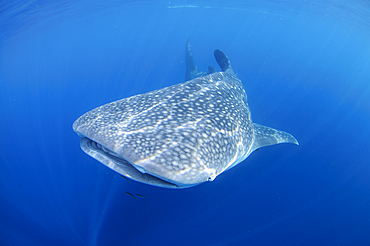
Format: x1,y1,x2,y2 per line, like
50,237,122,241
73,70,251,188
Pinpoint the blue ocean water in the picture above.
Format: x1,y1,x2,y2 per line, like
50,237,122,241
1,0,370,245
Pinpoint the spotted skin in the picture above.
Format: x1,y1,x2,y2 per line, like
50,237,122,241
73,48,298,188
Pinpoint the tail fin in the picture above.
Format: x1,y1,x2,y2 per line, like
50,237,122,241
185,38,215,81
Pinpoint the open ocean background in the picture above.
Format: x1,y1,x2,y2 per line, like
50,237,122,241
1,0,370,245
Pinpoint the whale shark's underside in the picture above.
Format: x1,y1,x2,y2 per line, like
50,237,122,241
73,41,298,189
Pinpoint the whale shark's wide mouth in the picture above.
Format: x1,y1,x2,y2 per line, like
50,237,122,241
79,137,180,189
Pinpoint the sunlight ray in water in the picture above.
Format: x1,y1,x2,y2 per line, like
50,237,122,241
89,176,122,246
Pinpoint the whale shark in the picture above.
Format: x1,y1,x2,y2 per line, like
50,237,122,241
73,42,298,189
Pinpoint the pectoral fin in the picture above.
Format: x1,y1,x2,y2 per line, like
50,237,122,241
251,123,299,152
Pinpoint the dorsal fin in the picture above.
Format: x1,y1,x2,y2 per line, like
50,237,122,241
214,49,233,73
207,66,215,74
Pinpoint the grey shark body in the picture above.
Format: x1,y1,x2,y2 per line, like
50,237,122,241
73,45,298,189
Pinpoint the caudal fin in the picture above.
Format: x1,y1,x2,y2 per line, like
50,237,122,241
185,38,215,81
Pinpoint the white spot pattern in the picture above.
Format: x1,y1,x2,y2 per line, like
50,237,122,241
73,72,253,185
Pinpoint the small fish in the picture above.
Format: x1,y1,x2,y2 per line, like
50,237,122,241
120,175,130,183
136,194,148,198
125,192,136,199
